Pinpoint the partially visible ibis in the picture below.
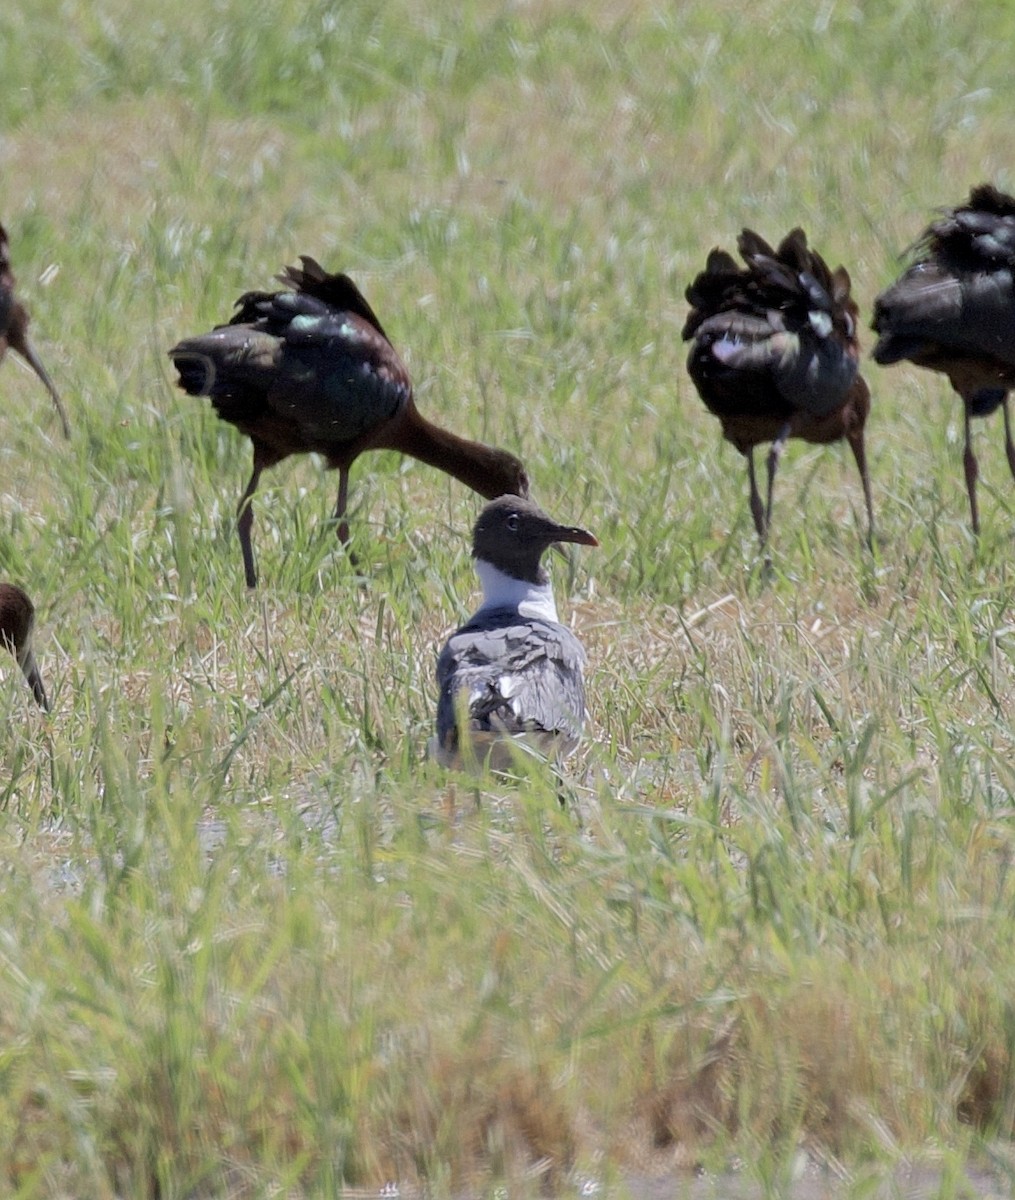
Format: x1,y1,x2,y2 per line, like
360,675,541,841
0,583,49,710
0,225,70,440
872,184,1015,534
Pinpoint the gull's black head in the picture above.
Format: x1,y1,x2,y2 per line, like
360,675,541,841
471,495,598,585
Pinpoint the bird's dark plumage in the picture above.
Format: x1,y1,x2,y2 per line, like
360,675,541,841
0,583,49,711
169,258,529,587
872,184,1015,532
0,226,70,440
684,227,873,551
432,495,597,773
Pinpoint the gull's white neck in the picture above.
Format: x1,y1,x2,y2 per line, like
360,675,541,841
474,559,559,622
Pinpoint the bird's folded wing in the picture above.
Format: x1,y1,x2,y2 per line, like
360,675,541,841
873,262,1015,367
169,326,281,396
693,310,858,415
435,620,587,753
172,304,411,442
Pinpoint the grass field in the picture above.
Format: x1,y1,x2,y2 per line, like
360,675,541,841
2,0,1015,1194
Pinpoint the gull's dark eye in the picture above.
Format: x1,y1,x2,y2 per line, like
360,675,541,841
506,514,520,532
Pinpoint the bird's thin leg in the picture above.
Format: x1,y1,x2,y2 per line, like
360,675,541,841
764,422,793,546
746,448,767,544
847,430,875,550
333,466,351,548
236,456,264,589
963,406,980,536
1003,397,1015,485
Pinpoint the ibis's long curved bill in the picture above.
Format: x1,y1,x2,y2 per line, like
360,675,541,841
15,336,71,440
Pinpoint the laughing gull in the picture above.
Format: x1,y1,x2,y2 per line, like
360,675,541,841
431,494,598,773
684,226,873,551
872,183,1015,534
0,224,71,439
169,257,529,587
0,583,49,710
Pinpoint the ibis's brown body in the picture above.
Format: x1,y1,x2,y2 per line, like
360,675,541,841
872,184,1015,533
169,258,529,587
684,227,873,551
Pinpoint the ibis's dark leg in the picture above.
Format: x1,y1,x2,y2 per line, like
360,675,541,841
20,649,49,712
746,448,767,544
9,326,71,440
236,455,265,589
763,422,793,547
847,429,875,550
963,406,980,536
334,466,351,548
1003,398,1015,485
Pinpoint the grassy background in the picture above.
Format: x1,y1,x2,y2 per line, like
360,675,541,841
2,0,1015,1194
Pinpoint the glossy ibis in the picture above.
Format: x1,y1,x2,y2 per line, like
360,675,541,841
0,225,70,439
872,184,1015,534
431,494,597,773
683,228,873,552
169,258,529,587
0,583,49,710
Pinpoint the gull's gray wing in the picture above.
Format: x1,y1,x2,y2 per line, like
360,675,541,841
434,608,587,765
